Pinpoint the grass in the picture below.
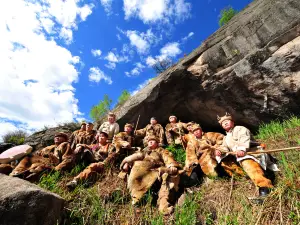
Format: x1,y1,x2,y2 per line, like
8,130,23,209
35,117,300,224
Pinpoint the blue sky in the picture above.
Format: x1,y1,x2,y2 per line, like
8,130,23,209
0,0,252,139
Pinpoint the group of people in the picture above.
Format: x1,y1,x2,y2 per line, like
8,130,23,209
1,112,279,215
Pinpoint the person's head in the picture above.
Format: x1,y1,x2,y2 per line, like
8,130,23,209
192,125,202,139
80,122,86,131
98,131,108,144
150,117,157,125
186,121,195,132
54,132,68,145
217,113,234,132
169,115,177,123
148,136,158,149
86,122,94,131
124,123,133,133
108,112,116,124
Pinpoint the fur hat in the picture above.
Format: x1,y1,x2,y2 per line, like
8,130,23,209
186,121,195,127
108,112,116,118
150,117,157,121
87,122,94,126
54,132,68,140
124,123,133,128
147,135,158,142
191,124,202,132
169,115,177,120
81,121,86,125
217,112,233,124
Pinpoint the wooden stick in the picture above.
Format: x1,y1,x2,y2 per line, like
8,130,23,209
134,115,140,134
213,146,300,156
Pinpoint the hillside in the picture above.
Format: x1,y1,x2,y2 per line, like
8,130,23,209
38,117,300,225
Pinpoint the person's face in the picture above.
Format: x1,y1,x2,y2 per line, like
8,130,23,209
169,117,177,123
187,124,193,132
150,119,157,125
81,124,86,130
148,140,158,148
86,124,93,131
98,133,108,143
124,126,132,133
108,116,115,123
221,120,234,131
54,136,66,145
193,129,202,139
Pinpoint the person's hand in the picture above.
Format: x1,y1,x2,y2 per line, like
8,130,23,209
124,143,131,148
236,150,245,157
215,150,222,157
169,166,178,174
122,162,130,172
172,127,177,132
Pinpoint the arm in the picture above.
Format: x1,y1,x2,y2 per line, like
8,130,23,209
114,123,120,135
120,152,145,170
159,148,180,168
135,126,146,137
165,124,174,145
236,127,251,151
158,125,165,145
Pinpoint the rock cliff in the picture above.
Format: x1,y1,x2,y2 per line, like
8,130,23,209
115,0,300,132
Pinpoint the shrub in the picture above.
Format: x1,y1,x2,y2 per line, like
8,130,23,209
219,6,238,26
2,130,28,145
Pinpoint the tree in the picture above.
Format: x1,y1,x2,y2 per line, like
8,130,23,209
90,94,112,121
118,90,131,105
2,130,28,145
151,58,173,74
219,6,238,27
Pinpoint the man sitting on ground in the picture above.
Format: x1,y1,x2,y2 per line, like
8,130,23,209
10,132,74,180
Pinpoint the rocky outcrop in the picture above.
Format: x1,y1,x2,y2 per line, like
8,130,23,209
25,122,80,151
0,174,64,225
115,0,300,132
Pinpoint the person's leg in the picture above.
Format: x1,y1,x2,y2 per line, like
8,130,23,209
157,173,180,215
240,159,273,188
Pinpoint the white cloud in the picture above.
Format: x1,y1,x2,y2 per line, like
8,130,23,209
182,31,194,41
105,52,119,62
145,42,181,67
130,78,152,96
0,121,18,142
125,62,145,77
0,0,93,131
146,56,156,66
123,0,191,24
59,27,73,44
89,67,113,84
126,29,159,54
100,0,113,15
91,49,102,57
160,42,181,58
105,62,116,70
117,34,121,40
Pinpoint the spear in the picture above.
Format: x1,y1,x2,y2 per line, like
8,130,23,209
134,115,140,134
201,146,300,155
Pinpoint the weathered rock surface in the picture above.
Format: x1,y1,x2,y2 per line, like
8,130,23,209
115,0,300,132
25,122,80,151
0,174,64,225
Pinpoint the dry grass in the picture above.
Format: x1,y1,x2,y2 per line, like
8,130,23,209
37,118,300,225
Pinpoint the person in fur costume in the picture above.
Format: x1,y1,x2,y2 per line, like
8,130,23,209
120,136,182,215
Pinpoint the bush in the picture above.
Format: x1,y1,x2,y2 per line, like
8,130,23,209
90,94,112,122
2,130,28,145
117,90,131,106
219,6,238,26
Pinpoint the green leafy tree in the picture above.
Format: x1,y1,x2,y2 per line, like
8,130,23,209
90,94,112,121
219,6,238,27
118,90,131,105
